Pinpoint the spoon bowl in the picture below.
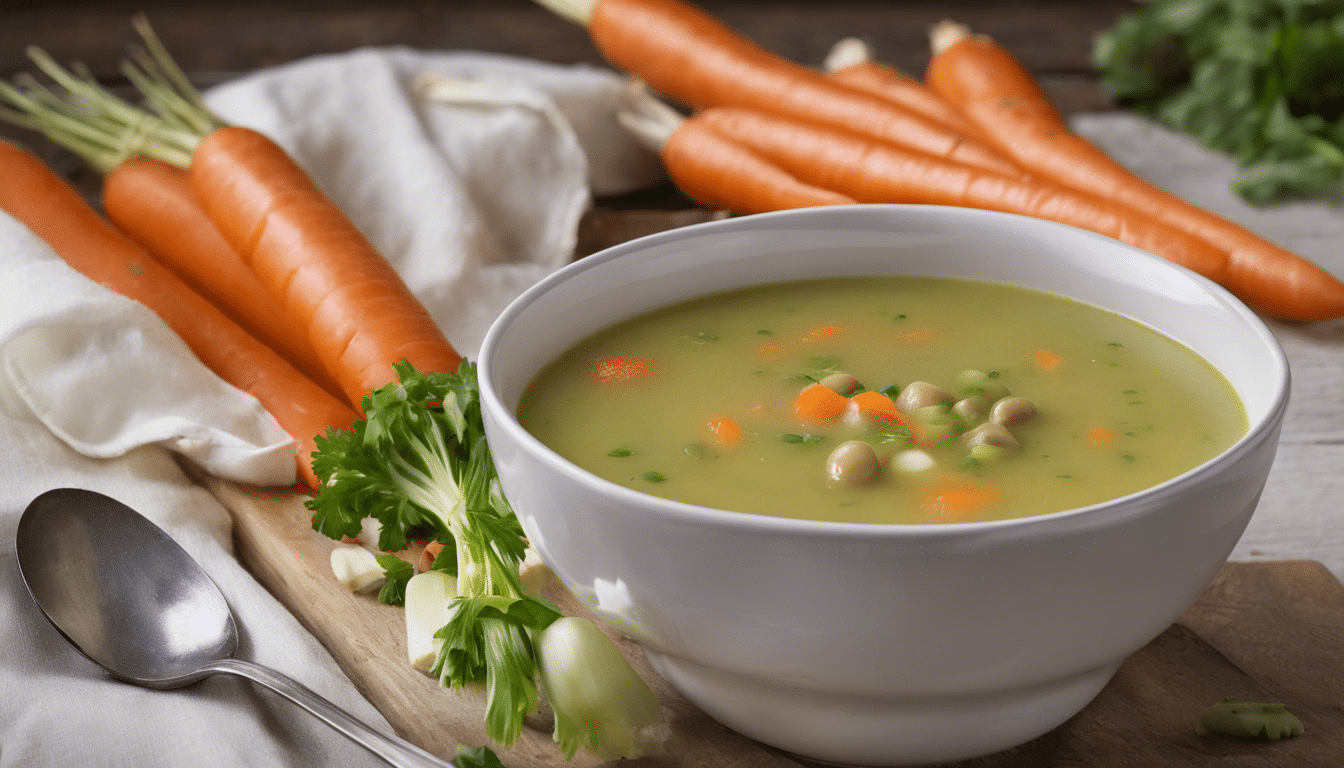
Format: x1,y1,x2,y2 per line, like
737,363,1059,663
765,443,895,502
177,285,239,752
17,487,236,687
16,487,450,768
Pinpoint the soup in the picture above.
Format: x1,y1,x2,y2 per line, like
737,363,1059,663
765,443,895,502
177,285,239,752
516,276,1247,524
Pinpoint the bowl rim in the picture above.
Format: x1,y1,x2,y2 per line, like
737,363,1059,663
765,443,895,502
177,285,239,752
478,204,1291,540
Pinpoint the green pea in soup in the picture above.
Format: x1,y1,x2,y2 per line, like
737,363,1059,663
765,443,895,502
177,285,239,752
516,277,1247,524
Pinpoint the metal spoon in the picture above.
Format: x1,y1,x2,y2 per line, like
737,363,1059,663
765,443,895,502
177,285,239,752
15,487,451,768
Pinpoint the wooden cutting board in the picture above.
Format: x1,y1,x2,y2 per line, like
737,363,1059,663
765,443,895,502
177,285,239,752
199,475,1344,767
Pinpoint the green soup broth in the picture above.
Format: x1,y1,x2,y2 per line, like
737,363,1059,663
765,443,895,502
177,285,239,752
516,276,1247,524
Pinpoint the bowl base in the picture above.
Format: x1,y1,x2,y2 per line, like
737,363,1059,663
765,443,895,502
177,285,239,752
645,649,1121,766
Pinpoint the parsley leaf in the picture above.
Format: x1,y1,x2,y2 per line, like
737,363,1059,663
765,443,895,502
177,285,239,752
374,554,414,606
451,745,506,768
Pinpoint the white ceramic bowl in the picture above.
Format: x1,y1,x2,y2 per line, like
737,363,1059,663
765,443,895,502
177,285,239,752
477,205,1289,766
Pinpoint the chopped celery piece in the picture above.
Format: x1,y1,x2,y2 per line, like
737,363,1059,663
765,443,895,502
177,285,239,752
329,544,385,594
537,617,664,760
405,570,458,673
956,369,990,388
910,404,953,424
1196,699,1304,742
969,444,1008,464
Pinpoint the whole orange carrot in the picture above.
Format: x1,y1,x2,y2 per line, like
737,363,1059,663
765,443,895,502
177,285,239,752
538,0,1021,177
821,37,991,144
620,86,857,213
924,20,1344,321
693,107,1232,285
0,139,358,490
187,126,462,409
102,156,343,400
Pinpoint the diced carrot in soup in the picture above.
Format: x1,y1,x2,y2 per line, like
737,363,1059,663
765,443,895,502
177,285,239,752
591,356,656,383
706,415,744,446
795,383,849,424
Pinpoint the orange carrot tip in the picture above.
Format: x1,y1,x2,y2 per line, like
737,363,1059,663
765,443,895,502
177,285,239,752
1032,349,1063,371
803,324,845,341
592,355,657,383
929,19,977,56
820,36,995,144
794,382,849,424
705,415,744,446
418,540,446,573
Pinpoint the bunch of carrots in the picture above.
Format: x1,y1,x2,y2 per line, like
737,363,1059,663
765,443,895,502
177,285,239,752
538,0,1344,323
0,17,460,490
3,0,1341,498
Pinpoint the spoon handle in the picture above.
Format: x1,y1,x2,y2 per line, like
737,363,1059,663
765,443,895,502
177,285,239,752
208,658,454,768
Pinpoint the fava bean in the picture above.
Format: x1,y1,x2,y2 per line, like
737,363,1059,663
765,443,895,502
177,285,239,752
963,422,1019,450
909,404,954,424
974,381,1012,402
827,440,881,487
896,381,955,412
819,372,864,396
953,395,989,423
990,397,1037,426
955,369,991,388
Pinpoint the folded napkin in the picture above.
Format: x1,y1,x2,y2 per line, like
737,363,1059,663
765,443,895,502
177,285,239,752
0,47,660,768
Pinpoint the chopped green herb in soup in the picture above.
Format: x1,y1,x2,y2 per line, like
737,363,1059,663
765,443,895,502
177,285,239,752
516,277,1247,524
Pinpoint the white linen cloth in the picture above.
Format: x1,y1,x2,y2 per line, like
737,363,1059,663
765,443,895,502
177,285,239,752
1,43,1342,767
